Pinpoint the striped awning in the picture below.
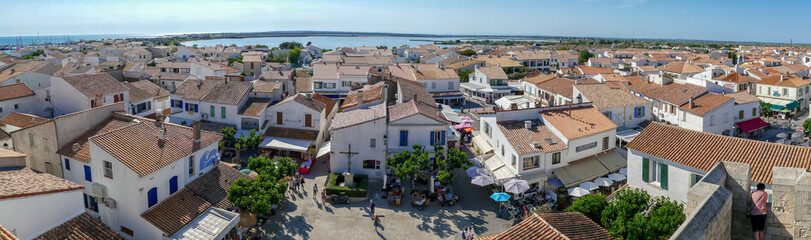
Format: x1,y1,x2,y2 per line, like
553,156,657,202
553,157,610,188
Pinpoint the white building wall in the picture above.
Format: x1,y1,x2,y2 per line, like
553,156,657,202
0,190,85,240
1,72,52,91
386,115,448,153
627,148,702,205
329,118,387,178
0,95,38,119
264,101,321,132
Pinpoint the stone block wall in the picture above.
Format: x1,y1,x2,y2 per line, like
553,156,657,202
722,161,752,240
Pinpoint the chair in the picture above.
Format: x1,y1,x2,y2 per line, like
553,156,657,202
507,209,520,220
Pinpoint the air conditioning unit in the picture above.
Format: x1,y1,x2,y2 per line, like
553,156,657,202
201,113,209,119
103,198,117,209
91,183,107,197
45,97,51,102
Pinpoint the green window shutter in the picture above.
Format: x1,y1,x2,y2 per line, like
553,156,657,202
660,164,669,190
221,107,226,119
28,132,35,147
210,106,215,117
642,158,650,182
690,174,703,188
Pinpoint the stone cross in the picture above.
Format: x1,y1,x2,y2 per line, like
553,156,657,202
338,144,360,173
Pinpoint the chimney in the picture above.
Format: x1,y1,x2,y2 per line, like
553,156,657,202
689,98,694,109
72,143,81,153
524,120,532,130
413,93,418,101
197,78,202,87
568,104,572,117
192,121,201,144
357,90,364,104
158,124,167,148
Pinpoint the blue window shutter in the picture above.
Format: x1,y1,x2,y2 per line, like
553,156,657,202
641,107,646,117
147,187,158,208
430,131,435,146
64,158,70,171
441,130,446,144
170,100,174,107
194,104,198,113
185,103,189,111
84,165,92,182
169,176,178,195
90,196,98,212
179,100,183,107
83,193,88,208
400,131,408,146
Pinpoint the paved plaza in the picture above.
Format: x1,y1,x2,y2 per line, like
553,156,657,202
259,155,514,240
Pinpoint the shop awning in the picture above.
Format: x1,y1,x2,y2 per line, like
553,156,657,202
519,171,548,184
472,136,493,154
259,137,312,152
317,141,331,157
735,118,768,134
483,155,516,181
595,151,626,172
552,157,610,188
763,98,800,110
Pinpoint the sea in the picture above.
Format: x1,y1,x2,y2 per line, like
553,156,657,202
0,33,553,51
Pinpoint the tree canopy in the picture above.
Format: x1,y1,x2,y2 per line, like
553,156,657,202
279,41,303,49
578,50,595,63
459,49,476,56
288,48,302,65
386,144,430,180
598,189,685,240
227,156,297,215
566,194,607,224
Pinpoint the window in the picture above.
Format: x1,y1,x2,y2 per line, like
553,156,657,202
147,187,158,208
602,137,609,150
363,160,380,169
103,161,113,179
169,176,179,195
325,83,336,89
634,106,645,118
642,158,668,190
64,158,70,171
314,82,323,89
752,108,757,117
305,114,312,127
552,152,561,164
484,122,491,136
120,226,134,236
429,130,446,146
522,156,540,169
342,81,351,87
221,107,226,119
575,142,597,152
13,104,18,110
114,94,119,103
0,107,2,113
448,81,453,89
603,111,612,120
431,82,437,89
28,132,35,147
783,88,788,96
739,110,744,120
511,155,516,167
45,162,54,174
399,130,408,147
90,100,96,108
370,138,376,148
188,156,195,177
276,112,283,125
84,165,92,182
83,193,98,212
210,105,216,118
501,145,505,156
709,115,715,126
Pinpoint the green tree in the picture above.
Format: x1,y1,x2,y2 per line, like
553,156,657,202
578,50,594,63
803,120,811,136
760,101,773,118
279,41,303,49
459,49,476,56
437,169,453,183
458,69,473,83
386,144,430,180
228,156,297,215
146,61,157,67
288,48,302,65
254,44,268,49
227,55,243,64
600,189,685,240
241,129,262,149
566,194,608,224
728,52,738,65
219,127,238,148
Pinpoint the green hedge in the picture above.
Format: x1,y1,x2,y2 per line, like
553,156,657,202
326,173,369,198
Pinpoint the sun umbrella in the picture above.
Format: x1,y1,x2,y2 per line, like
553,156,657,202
608,173,626,182
593,177,614,187
490,192,511,202
454,123,472,129
777,132,788,138
472,175,496,186
503,179,531,194
579,181,599,191
568,187,591,197
619,168,627,175
466,166,486,177
464,128,475,132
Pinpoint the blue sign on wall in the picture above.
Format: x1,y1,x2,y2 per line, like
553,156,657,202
199,150,219,170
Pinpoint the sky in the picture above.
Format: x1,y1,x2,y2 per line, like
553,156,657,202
1,0,809,43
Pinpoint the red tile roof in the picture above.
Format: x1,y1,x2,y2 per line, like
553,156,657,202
56,116,138,163
0,169,84,200
626,122,811,184
0,112,48,129
482,212,612,240
497,120,568,155
0,83,34,102
678,92,734,116
141,189,211,236
539,105,617,140
34,213,124,240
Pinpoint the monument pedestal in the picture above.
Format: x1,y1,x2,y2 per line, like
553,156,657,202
341,172,355,188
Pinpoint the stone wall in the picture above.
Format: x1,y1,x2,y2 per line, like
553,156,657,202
670,162,811,240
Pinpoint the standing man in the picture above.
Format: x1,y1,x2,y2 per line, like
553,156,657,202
749,183,768,240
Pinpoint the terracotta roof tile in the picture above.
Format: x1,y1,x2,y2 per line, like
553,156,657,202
626,122,811,184
141,189,211,236
90,118,221,177
174,80,219,101
331,103,387,130
497,120,568,155
61,73,129,98
341,82,384,109
238,98,270,117
184,163,253,209
725,91,761,104
539,105,617,140
56,116,138,163
200,81,253,105
124,80,170,103
639,83,705,105
477,66,509,80
252,81,282,93
34,213,124,240
486,212,611,240
0,83,34,102
678,92,734,116
578,66,615,75
388,100,449,124
575,83,651,110
0,112,48,129
0,224,18,240
0,169,84,199
264,126,319,141
659,61,704,74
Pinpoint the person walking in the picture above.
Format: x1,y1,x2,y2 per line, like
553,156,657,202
373,215,380,231
749,183,768,240
321,189,327,205
369,200,376,219
313,182,319,201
